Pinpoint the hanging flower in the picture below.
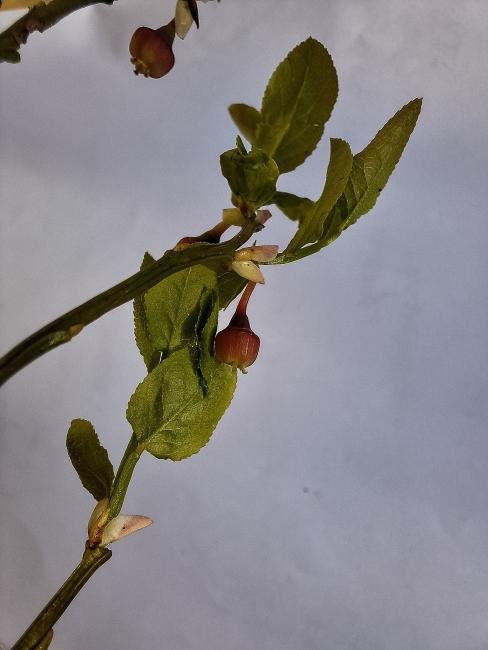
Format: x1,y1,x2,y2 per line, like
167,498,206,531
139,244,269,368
129,20,176,79
214,282,260,372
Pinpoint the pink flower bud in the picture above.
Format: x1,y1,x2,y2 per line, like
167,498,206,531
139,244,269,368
255,209,272,225
234,245,279,263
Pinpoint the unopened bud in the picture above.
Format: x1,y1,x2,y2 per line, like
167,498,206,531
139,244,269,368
222,207,246,227
100,514,153,546
234,245,279,263
256,209,272,226
87,498,109,546
231,260,265,284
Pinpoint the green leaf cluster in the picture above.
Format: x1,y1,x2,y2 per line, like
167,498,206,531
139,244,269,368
226,37,421,264
130,262,237,461
67,262,239,501
65,37,422,503
229,37,338,174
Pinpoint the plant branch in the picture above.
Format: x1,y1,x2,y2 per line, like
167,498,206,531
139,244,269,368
0,0,115,64
11,544,112,650
0,221,256,387
12,432,146,646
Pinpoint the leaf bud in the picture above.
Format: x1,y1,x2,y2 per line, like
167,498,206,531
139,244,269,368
255,209,272,226
129,21,176,79
222,207,246,227
214,282,260,372
234,244,279,263
231,245,278,283
87,497,109,547
220,144,279,209
100,514,153,546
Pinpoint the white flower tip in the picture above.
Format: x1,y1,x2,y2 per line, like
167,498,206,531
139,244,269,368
231,260,265,284
100,515,153,546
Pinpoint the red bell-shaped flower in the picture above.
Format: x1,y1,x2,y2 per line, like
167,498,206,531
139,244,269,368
215,282,260,372
129,21,176,79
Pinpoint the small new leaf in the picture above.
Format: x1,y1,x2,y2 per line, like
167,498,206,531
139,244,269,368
285,138,353,253
66,419,114,501
322,98,422,244
127,348,236,461
228,103,261,145
220,145,279,209
256,37,338,173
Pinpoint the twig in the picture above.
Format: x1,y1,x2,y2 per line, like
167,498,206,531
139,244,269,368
0,0,115,63
0,221,256,386
12,425,151,646
11,544,112,650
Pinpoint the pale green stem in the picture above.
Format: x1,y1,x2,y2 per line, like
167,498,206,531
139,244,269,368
108,433,144,519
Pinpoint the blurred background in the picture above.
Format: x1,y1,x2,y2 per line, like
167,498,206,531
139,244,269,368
1,1,487,648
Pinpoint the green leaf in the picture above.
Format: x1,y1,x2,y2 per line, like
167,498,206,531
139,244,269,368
142,264,218,363
256,37,338,173
133,252,160,372
273,191,314,224
285,138,353,253
217,270,247,310
228,103,261,144
127,349,236,461
321,98,422,244
193,286,219,393
66,419,114,500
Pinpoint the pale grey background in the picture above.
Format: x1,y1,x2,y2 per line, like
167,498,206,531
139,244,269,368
1,1,488,648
